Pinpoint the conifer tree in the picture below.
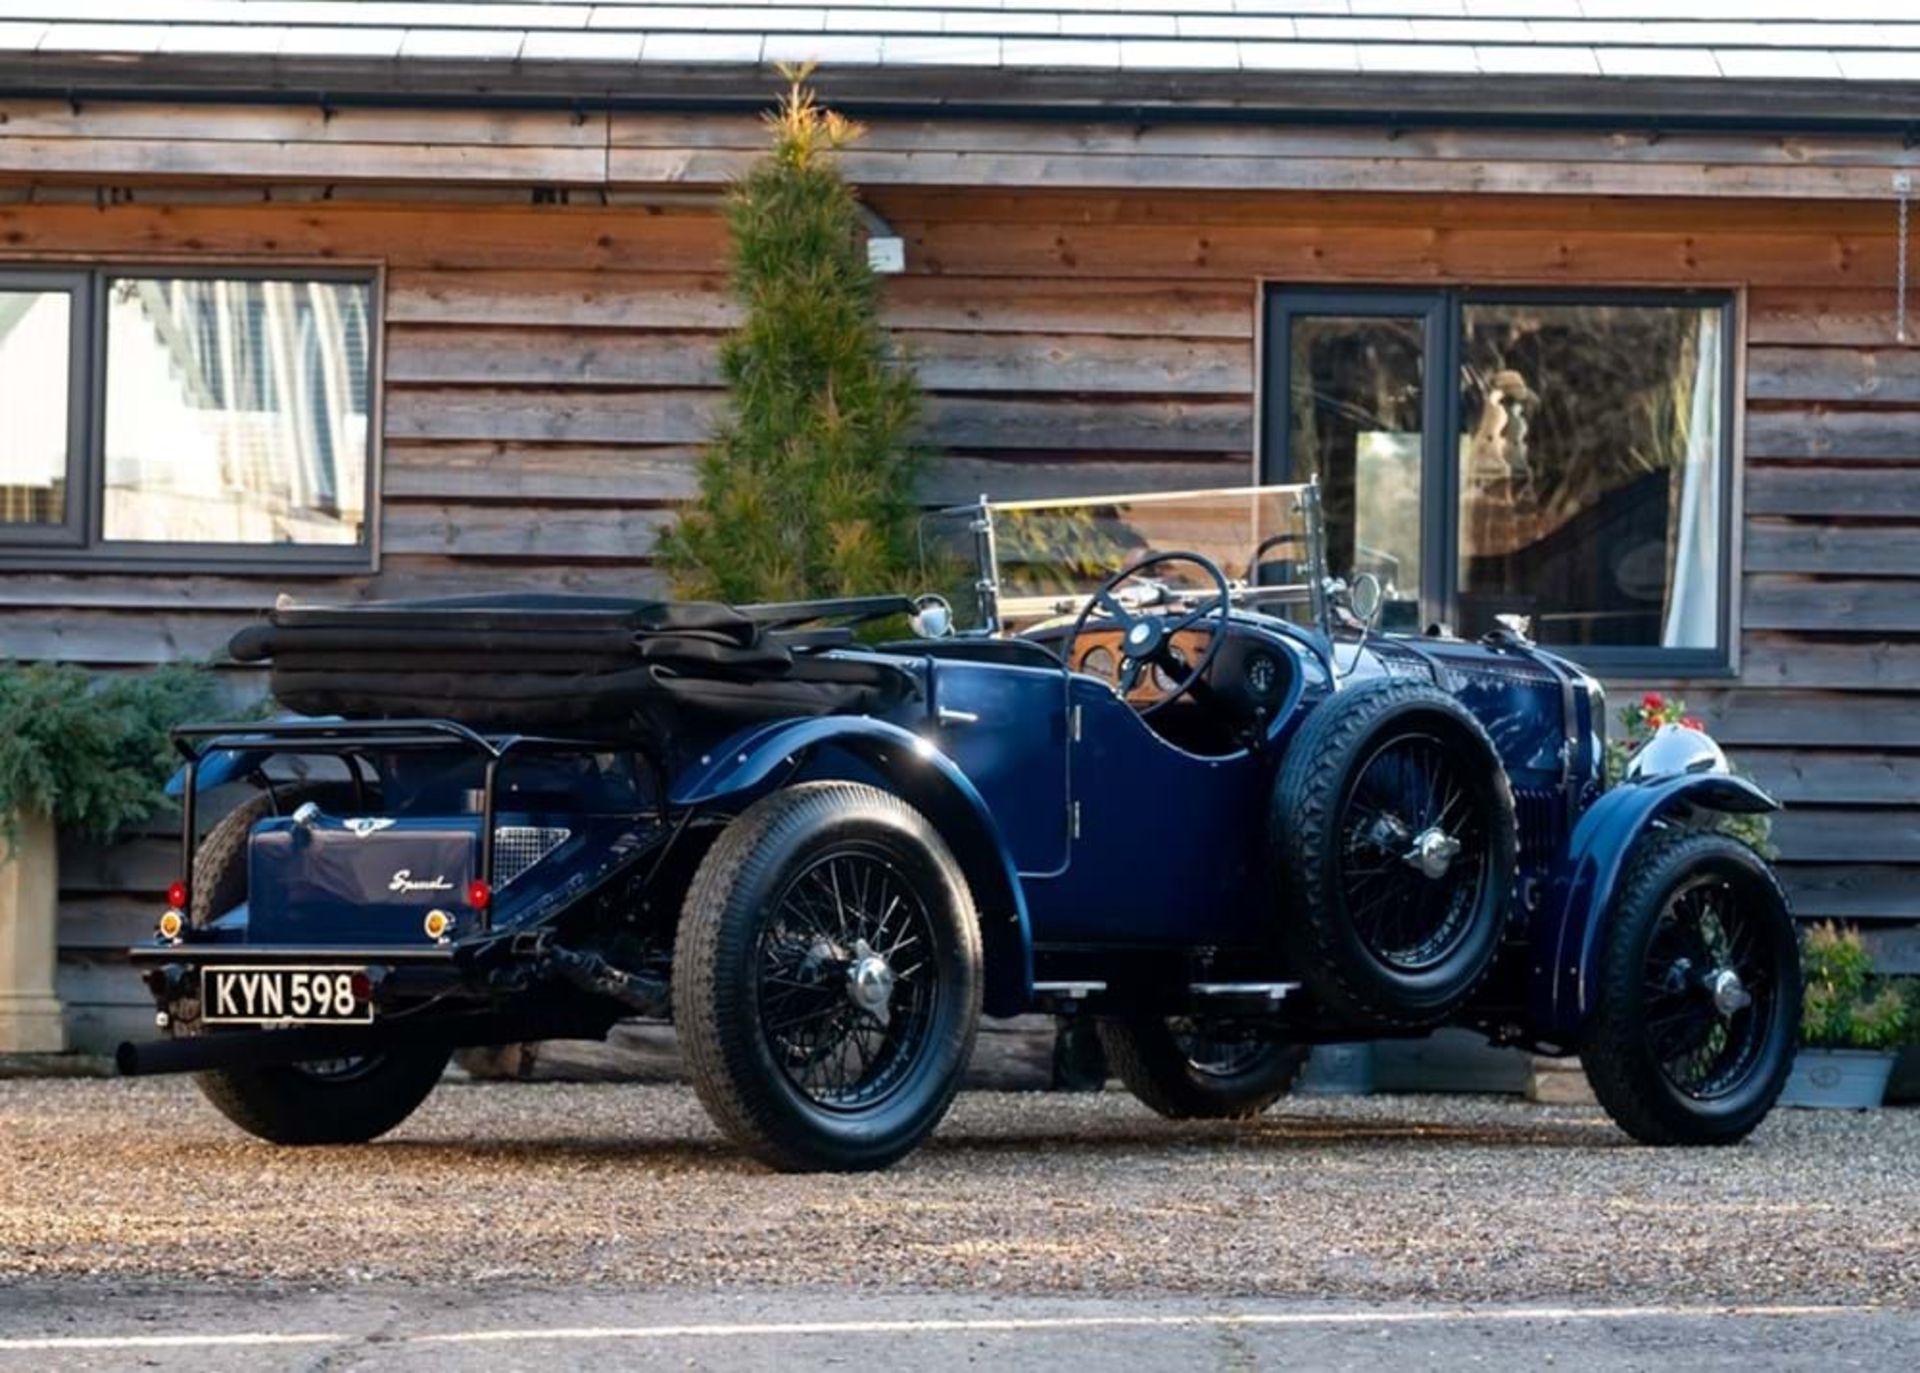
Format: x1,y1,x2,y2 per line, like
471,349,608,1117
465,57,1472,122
660,70,922,604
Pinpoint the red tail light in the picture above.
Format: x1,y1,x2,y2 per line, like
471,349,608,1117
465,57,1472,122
466,879,491,910
166,881,188,909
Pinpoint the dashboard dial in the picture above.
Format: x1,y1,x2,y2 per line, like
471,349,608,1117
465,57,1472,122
1246,652,1279,700
1080,645,1117,682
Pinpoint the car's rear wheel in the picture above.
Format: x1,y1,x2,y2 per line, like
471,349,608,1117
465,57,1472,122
1098,1014,1306,1119
186,784,449,1145
1581,831,1800,1146
1271,680,1516,1029
673,782,982,1173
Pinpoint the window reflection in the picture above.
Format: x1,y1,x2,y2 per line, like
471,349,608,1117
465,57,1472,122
1287,315,1424,630
103,277,371,547
0,289,72,526
1457,302,1722,650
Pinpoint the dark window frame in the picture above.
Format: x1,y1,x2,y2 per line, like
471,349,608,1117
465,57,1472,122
1261,283,1738,678
0,268,93,549
0,263,381,574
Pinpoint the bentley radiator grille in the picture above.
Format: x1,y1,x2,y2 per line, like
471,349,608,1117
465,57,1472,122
493,826,571,886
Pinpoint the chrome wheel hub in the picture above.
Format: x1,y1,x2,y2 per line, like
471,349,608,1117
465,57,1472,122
1403,825,1463,881
845,938,897,1028
1705,966,1752,1019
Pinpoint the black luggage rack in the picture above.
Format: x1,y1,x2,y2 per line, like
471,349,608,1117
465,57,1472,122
171,717,658,933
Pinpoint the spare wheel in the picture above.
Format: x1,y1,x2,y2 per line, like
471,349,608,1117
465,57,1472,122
1270,679,1517,1028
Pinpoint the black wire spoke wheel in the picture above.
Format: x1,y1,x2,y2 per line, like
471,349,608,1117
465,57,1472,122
757,847,939,1111
1580,830,1801,1147
1337,730,1492,973
183,782,448,1146
1271,680,1515,1028
675,782,982,1173
1098,1014,1306,1119
290,1056,381,1083
1641,876,1775,1101
1168,1018,1269,1078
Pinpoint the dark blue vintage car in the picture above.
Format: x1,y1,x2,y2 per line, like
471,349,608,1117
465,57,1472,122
123,483,1801,1171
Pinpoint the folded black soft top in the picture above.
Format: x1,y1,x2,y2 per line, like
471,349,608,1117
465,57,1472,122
254,592,755,636
230,593,914,736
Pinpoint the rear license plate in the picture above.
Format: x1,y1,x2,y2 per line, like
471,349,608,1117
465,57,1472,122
201,967,373,1025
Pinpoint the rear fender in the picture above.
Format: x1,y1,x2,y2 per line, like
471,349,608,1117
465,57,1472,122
1535,767,1779,1039
671,717,1033,1016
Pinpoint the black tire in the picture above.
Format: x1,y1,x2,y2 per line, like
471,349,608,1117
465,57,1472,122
1272,679,1517,1028
1580,830,1800,1147
187,784,450,1146
673,782,982,1173
1098,1015,1306,1119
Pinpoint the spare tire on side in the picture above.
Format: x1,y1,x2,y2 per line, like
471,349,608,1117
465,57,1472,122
1270,678,1517,1029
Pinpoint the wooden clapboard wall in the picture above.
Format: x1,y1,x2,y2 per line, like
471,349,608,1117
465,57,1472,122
1,167,1914,1046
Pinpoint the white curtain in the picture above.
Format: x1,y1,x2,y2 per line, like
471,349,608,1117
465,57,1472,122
1662,311,1722,648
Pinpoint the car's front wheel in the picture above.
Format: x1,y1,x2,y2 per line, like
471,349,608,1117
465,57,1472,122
1580,830,1801,1146
673,782,982,1172
1099,1014,1306,1119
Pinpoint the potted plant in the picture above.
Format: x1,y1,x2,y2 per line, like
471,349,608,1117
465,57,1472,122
0,663,213,1053
1780,922,1913,1109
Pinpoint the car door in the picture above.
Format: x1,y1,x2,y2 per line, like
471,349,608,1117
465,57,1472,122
1021,675,1270,947
926,658,1072,877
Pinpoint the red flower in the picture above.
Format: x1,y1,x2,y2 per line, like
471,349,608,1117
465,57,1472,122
1640,692,1665,714
1680,716,1705,732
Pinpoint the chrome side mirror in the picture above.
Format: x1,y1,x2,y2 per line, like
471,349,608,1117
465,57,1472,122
1346,572,1384,628
909,594,954,640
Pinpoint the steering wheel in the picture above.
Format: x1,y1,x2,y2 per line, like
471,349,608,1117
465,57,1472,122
1068,551,1233,717
1245,532,1305,584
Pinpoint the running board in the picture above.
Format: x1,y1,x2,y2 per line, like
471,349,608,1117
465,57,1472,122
1189,981,1300,1006
1032,979,1106,1008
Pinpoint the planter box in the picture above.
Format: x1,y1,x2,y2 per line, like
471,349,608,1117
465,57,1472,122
1374,1028,1533,1094
0,810,66,1054
1296,1041,1375,1096
1779,1047,1897,1110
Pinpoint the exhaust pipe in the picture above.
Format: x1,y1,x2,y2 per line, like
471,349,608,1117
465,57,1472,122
116,1010,575,1078
117,1025,405,1077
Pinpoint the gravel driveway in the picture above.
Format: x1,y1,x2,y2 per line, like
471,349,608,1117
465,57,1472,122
3,1079,1915,1306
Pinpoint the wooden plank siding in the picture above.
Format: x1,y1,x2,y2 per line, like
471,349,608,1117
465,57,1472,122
2,150,1917,1043
4,102,1920,200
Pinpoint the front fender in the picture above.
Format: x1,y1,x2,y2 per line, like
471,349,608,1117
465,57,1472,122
670,716,1034,1017
1535,769,1778,1039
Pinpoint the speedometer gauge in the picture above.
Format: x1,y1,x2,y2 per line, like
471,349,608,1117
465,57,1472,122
1246,652,1279,700
1080,645,1116,681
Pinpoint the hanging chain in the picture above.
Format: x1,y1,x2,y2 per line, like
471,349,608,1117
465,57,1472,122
1897,173,1912,345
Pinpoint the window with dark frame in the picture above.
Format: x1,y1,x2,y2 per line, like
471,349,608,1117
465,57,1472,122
0,267,376,570
1263,286,1734,675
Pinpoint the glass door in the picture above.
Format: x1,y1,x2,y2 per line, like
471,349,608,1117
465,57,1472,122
1262,290,1446,633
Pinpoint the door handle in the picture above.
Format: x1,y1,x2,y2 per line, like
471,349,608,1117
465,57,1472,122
936,706,980,727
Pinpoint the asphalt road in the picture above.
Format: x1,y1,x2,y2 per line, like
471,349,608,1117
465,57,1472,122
0,1288,1913,1371
2,1079,1916,1368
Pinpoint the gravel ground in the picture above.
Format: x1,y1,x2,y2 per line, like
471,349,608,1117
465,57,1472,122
2,1079,1916,1306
